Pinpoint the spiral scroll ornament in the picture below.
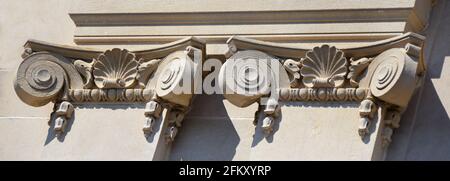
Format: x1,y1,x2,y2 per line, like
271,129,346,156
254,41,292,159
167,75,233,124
14,53,68,107
231,57,272,96
369,48,418,108
219,50,289,107
157,58,184,92
370,52,403,96
152,50,198,107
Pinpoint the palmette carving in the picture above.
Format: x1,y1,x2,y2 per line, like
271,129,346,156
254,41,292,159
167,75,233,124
301,45,348,88
93,48,139,89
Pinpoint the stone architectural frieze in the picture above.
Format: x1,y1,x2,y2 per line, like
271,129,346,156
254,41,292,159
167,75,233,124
220,32,425,146
15,37,206,141
14,32,425,149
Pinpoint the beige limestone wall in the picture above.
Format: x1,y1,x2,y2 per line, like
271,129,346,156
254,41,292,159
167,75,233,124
249,102,384,161
171,98,386,161
0,0,76,160
0,0,448,160
0,0,172,160
68,0,426,54
169,95,257,161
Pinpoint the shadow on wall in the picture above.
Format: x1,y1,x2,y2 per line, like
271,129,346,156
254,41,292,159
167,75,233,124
169,94,241,161
390,73,450,160
426,1,450,80
43,104,145,145
251,107,282,147
387,0,450,160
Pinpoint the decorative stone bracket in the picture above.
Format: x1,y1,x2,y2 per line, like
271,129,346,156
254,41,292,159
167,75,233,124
14,33,425,148
14,37,205,141
219,32,425,146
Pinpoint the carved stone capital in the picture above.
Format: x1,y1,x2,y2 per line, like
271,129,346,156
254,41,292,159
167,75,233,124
14,33,425,149
14,37,205,138
220,33,425,145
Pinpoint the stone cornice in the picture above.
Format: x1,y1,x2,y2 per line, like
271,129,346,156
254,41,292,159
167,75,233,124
226,32,425,59
23,36,206,60
69,0,431,45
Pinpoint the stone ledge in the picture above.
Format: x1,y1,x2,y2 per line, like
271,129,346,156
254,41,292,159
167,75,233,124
69,0,431,45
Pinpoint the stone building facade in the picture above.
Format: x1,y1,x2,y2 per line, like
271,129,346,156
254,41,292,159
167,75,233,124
1,0,449,160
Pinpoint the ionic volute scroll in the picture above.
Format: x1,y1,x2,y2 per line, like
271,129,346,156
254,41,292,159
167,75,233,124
139,45,203,140
356,42,425,143
15,51,82,136
219,48,290,136
15,51,84,107
14,37,205,138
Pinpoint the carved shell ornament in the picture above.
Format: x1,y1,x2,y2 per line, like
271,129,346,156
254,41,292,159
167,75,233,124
93,48,139,89
300,45,348,88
